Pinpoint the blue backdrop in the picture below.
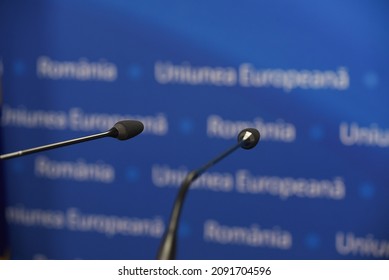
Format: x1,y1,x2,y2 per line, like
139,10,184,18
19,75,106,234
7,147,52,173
0,0,388,259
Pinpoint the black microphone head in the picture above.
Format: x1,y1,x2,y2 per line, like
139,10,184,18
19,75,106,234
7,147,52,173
238,128,260,149
110,120,144,140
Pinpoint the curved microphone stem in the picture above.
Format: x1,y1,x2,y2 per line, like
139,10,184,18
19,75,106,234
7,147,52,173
156,140,244,260
0,129,116,160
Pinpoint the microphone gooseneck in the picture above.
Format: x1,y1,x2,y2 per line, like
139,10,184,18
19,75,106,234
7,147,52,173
157,128,260,260
0,120,144,160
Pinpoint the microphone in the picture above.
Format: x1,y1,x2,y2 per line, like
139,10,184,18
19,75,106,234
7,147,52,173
0,120,144,160
156,128,260,260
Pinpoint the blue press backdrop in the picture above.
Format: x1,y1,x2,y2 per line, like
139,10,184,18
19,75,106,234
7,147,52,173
0,0,388,259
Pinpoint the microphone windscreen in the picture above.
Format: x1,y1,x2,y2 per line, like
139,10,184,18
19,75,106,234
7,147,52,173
112,120,144,140
238,128,260,149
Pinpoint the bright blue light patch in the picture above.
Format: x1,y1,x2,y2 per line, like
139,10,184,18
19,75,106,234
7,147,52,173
179,119,195,135
358,182,375,199
125,166,141,183
178,221,191,238
304,233,321,249
127,64,142,80
13,60,26,76
309,125,324,141
362,71,379,90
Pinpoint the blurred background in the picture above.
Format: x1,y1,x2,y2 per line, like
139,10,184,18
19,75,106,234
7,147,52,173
0,0,388,259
